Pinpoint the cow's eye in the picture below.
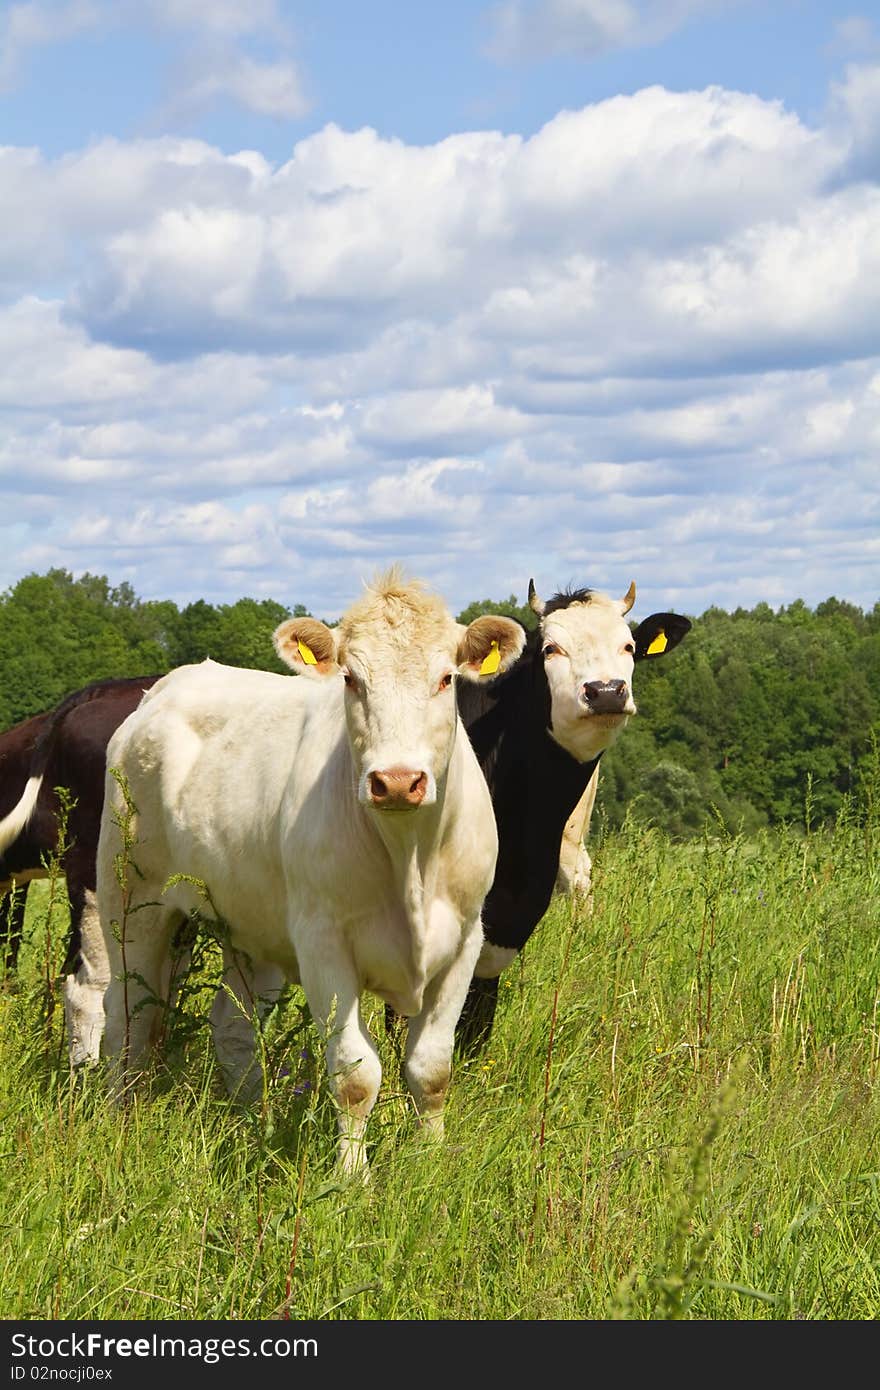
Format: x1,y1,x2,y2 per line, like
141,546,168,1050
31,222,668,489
343,669,359,691
623,642,635,656
542,642,562,658
437,672,454,693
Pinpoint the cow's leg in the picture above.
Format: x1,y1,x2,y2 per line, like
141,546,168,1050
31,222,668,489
454,975,501,1056
557,838,593,898
102,901,184,1097
209,949,286,1105
554,764,600,900
295,935,381,1177
63,888,110,1068
454,938,517,1056
404,914,484,1143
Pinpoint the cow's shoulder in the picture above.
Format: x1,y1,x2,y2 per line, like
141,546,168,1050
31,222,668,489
457,641,537,770
140,659,299,719
113,660,334,782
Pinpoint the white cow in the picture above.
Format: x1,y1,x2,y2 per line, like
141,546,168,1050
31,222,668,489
94,569,525,1174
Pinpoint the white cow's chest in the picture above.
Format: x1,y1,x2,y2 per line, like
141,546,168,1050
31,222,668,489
346,894,464,1016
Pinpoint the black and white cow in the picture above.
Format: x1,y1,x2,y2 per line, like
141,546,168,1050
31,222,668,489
453,577,691,1052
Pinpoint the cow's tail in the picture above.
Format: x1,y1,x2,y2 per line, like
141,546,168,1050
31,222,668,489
0,775,44,857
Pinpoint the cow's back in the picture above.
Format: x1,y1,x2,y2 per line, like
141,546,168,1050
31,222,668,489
100,659,337,968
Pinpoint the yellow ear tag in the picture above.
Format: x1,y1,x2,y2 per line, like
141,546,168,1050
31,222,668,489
646,631,667,655
297,639,318,665
479,640,501,676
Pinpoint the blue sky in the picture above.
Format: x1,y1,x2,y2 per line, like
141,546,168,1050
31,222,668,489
4,1,867,155
1,0,878,621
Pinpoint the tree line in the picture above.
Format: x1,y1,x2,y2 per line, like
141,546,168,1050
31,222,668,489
1,568,877,838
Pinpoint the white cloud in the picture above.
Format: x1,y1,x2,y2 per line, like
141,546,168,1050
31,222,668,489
169,54,308,119
827,61,880,181
144,0,287,39
0,0,306,121
0,298,155,407
359,387,528,455
0,1,101,90
827,15,880,58
0,77,878,618
2,87,832,365
485,0,729,63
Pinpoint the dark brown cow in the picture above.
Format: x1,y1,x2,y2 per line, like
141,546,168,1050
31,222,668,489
0,676,160,1057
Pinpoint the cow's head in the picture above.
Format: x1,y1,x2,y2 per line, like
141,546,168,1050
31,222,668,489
528,578,691,763
273,569,525,811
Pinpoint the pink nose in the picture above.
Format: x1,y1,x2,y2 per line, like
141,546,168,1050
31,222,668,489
368,766,428,808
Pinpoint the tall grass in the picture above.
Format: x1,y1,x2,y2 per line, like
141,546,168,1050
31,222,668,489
1,782,878,1320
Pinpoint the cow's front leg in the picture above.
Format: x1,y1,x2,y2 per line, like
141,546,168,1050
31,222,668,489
555,765,599,901
63,889,110,1069
404,914,484,1143
102,901,183,1100
295,929,381,1177
455,936,517,1057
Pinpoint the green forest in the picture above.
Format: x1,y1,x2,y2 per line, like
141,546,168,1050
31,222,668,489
1,567,878,839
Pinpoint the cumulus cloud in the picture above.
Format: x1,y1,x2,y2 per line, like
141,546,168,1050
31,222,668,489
0,76,878,618
9,88,835,364
827,61,880,182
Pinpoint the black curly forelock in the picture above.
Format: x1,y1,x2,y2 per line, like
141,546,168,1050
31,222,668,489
541,586,595,616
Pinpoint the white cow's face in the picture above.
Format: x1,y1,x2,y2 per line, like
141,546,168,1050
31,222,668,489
538,588,640,764
339,632,460,810
273,574,525,812
529,579,691,764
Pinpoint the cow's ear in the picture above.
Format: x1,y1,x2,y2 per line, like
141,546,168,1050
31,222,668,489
273,617,340,676
456,615,526,683
632,613,691,661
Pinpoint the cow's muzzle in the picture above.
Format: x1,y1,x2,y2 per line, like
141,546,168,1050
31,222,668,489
367,765,430,810
580,679,630,714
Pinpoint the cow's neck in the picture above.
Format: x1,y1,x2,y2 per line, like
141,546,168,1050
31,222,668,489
371,803,442,892
511,659,602,816
363,796,442,1011
364,726,466,997
529,728,602,844
367,762,445,897
474,660,603,948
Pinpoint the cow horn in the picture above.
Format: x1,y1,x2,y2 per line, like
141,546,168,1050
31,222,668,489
621,580,636,615
528,578,545,617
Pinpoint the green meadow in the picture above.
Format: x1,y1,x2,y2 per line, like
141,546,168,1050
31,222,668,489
2,787,879,1321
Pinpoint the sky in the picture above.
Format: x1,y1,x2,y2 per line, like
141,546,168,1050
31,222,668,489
1,0,879,624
